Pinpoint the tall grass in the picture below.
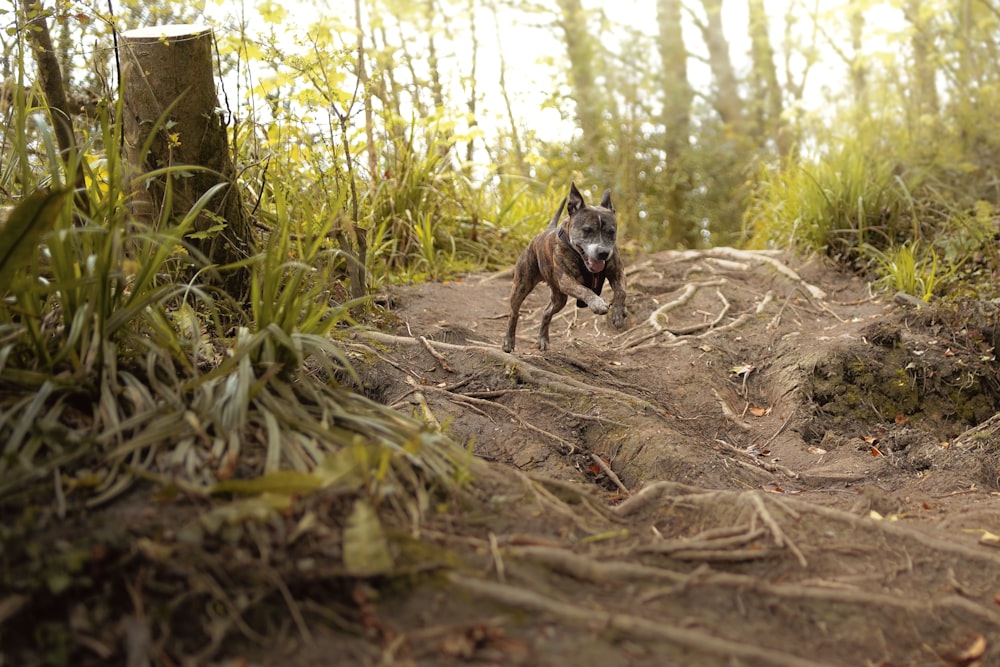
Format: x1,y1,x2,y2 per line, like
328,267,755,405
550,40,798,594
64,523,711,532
743,141,899,263
0,96,467,511
744,133,999,300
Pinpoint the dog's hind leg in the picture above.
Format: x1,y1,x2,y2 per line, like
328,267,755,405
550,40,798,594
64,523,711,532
503,274,538,353
537,289,569,351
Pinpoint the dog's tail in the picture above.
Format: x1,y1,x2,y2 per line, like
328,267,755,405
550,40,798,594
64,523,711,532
546,196,567,230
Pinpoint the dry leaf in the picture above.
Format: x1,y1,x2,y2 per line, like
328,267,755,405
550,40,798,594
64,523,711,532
952,633,987,662
962,528,1000,547
748,405,771,417
808,446,827,455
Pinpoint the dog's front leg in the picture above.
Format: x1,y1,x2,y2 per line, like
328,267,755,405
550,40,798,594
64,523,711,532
608,271,627,329
556,276,608,315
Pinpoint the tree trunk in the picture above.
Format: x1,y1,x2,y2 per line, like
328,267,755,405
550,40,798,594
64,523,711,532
904,0,939,117
464,0,478,167
354,0,378,182
120,24,253,291
489,0,526,176
424,0,445,110
697,0,744,128
656,0,695,248
747,0,787,153
23,0,85,198
556,0,606,166
849,3,867,108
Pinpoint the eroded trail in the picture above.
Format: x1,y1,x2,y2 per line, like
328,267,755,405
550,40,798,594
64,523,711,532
339,248,1000,666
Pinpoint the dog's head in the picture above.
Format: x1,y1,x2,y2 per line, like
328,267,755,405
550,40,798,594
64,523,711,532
565,182,617,274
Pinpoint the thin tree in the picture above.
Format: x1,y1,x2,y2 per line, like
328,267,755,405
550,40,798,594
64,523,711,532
488,0,526,176
555,0,607,166
656,0,695,247
747,0,787,154
22,0,86,199
904,0,939,118
355,0,379,182
694,0,744,128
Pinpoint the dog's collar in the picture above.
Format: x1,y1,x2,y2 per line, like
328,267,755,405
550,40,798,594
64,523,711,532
556,226,574,252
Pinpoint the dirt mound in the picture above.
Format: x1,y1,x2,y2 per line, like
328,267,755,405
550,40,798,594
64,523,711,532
340,248,1000,666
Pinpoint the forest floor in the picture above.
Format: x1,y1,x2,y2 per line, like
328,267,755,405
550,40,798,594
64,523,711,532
8,247,1000,666
338,247,1000,667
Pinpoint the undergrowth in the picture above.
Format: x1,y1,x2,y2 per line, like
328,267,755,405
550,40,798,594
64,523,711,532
744,130,1000,302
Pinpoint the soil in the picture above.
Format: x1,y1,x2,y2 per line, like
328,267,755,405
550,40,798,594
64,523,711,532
348,248,1000,667
7,247,1000,666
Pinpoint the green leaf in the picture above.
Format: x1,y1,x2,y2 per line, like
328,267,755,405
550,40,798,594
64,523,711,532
343,499,393,576
210,470,324,496
0,188,72,293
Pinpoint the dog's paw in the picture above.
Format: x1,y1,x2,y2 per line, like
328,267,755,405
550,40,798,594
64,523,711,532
502,338,514,353
612,308,626,329
588,297,609,315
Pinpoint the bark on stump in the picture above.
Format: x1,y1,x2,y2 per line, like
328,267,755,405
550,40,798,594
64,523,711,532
121,24,253,291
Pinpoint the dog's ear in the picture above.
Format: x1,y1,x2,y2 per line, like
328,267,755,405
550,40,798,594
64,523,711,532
567,182,585,216
600,189,614,213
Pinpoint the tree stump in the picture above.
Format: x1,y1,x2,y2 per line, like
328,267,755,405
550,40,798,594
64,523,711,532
121,24,253,290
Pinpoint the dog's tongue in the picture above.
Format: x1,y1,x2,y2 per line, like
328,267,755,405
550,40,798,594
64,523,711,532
586,257,606,273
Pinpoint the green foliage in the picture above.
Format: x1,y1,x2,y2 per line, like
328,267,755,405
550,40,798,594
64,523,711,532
744,140,901,264
0,188,71,292
0,82,466,515
865,242,949,302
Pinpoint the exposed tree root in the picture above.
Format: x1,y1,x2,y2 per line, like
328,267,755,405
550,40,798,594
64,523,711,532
668,247,827,300
359,330,666,417
616,249,829,351
449,573,833,667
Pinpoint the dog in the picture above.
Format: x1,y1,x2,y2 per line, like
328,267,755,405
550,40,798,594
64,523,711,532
502,182,626,352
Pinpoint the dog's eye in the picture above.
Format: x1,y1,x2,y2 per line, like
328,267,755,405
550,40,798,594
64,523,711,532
583,226,595,234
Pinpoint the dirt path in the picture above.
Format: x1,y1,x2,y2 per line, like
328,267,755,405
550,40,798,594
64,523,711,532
337,248,1000,666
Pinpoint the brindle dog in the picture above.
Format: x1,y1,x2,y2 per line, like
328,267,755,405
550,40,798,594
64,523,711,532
503,182,626,352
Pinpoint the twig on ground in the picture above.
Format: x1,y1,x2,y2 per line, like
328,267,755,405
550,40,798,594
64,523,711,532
668,248,826,301
749,492,808,567
437,388,576,453
590,453,630,496
489,532,506,583
712,389,752,431
419,335,454,372
405,377,441,430
359,330,664,417
714,438,800,479
638,527,766,554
